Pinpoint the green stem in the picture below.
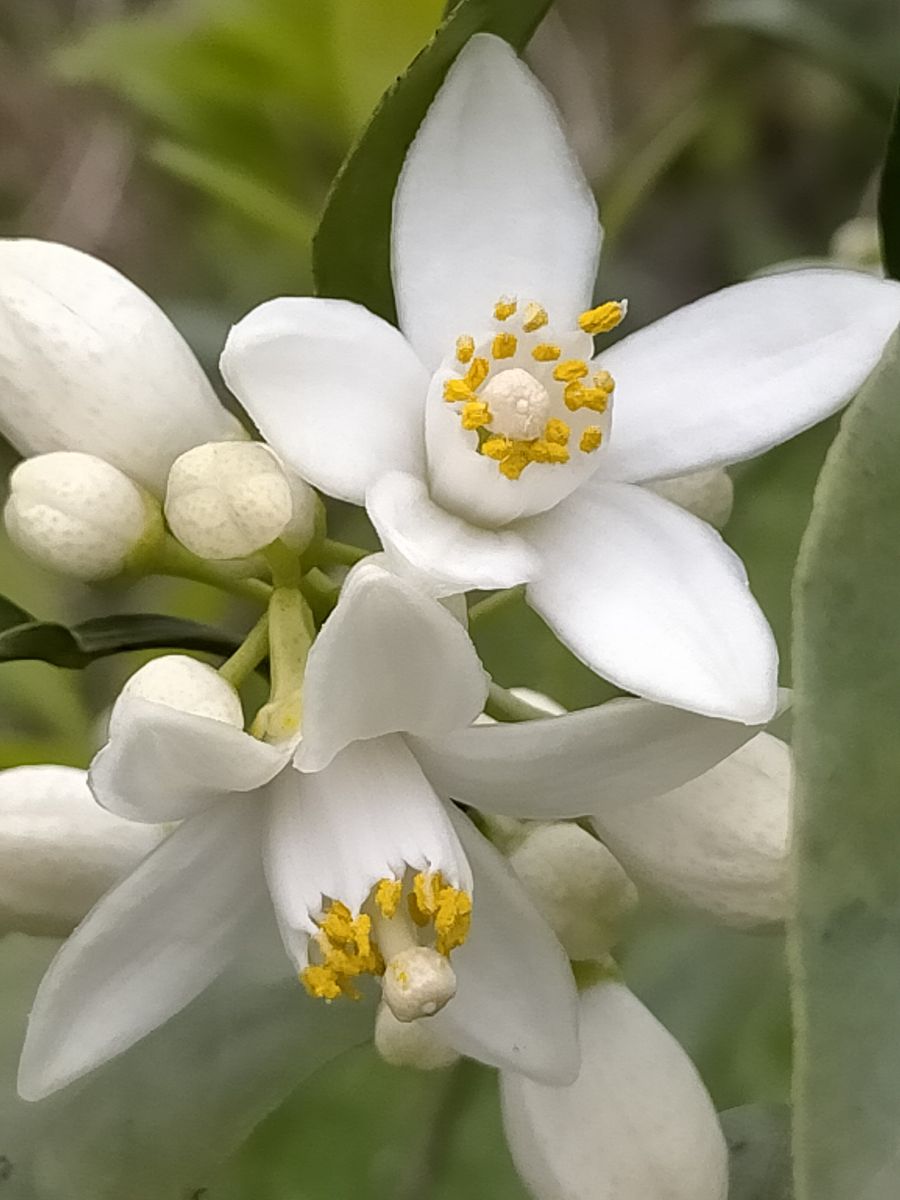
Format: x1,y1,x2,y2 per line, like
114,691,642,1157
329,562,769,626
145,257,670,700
313,538,370,567
151,535,272,603
300,567,341,625
263,539,303,588
218,613,269,687
250,586,315,742
468,585,525,623
483,681,550,723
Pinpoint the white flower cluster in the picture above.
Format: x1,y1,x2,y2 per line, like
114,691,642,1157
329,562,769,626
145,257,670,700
1,32,898,1200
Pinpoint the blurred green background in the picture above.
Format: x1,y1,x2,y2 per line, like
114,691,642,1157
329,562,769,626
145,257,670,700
0,0,897,1195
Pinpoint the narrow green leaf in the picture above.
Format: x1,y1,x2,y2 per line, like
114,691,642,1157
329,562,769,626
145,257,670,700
792,323,900,1198
878,85,900,280
312,0,553,323
722,1105,792,1200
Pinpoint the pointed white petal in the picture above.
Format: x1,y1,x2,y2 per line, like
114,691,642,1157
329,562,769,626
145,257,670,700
297,559,487,772
523,481,778,723
90,696,291,822
221,297,428,504
596,269,900,483
392,34,600,370
594,732,791,928
0,239,241,494
501,980,728,1200
430,806,579,1085
0,765,163,937
367,470,540,596
266,738,471,944
410,696,762,819
18,797,266,1100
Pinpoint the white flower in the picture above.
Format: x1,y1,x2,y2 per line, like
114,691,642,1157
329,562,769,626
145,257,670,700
0,239,243,494
222,33,900,725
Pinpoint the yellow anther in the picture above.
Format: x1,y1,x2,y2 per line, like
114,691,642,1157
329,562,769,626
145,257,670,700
580,426,604,453
435,890,473,955
444,378,474,404
456,335,475,364
522,302,548,332
529,439,570,465
375,877,403,919
302,897,384,1003
301,964,343,1001
492,332,518,360
564,382,609,414
544,418,570,446
494,297,518,321
465,357,490,391
578,300,627,335
553,359,589,383
593,369,615,393
532,343,561,362
461,399,492,430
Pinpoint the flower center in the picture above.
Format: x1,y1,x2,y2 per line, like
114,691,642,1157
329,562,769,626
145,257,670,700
442,295,626,480
300,870,472,1021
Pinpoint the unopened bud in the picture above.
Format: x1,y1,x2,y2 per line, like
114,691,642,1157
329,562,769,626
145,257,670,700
649,468,734,529
382,946,457,1022
4,451,163,581
121,655,243,727
508,822,638,960
165,440,294,560
280,468,322,553
374,1001,460,1070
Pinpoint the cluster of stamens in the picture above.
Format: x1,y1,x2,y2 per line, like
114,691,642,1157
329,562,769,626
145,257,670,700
301,870,472,1019
442,296,626,480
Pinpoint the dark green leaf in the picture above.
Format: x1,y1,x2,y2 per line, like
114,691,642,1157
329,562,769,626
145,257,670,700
792,323,900,1198
312,0,553,323
878,85,900,279
722,1105,792,1200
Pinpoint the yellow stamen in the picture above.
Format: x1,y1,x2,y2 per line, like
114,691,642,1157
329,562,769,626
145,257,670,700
544,418,570,446
444,378,473,404
300,898,384,1002
580,426,603,453
522,302,548,332
578,300,627,335
492,332,518,360
532,342,561,362
594,369,615,392
461,399,492,430
494,297,518,321
375,877,403,919
529,439,570,465
435,890,472,955
564,382,610,414
553,359,589,383
456,335,475,364
465,357,490,390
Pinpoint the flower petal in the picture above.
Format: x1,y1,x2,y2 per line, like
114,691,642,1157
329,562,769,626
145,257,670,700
266,737,471,952
500,979,728,1200
522,481,778,723
430,806,579,1085
367,470,540,596
17,797,266,1100
0,765,163,938
595,269,900,483
409,697,762,819
392,34,600,370
90,696,291,822
296,559,488,772
0,239,241,494
593,732,791,928
220,297,428,504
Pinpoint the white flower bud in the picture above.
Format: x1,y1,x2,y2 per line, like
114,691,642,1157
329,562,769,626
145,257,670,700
382,946,457,1022
279,465,321,553
122,655,243,727
649,468,734,529
374,1001,460,1070
165,441,293,560
4,451,163,581
508,822,638,960
0,765,163,937
0,239,243,493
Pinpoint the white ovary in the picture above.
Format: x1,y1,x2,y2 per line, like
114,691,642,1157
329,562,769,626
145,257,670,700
481,367,552,440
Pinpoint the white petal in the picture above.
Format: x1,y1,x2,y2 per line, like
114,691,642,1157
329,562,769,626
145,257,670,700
501,980,728,1200
0,239,241,494
595,269,900,483
392,33,600,370
594,732,791,928
220,297,428,504
523,481,778,723
647,467,734,529
18,798,266,1100
0,765,163,937
430,806,579,1085
367,470,540,596
410,697,762,819
296,558,487,772
90,696,291,822
265,738,471,944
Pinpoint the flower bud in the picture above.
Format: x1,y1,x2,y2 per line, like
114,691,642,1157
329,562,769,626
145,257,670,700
0,765,163,937
279,467,322,553
0,239,243,493
508,822,638,960
374,1002,460,1070
165,441,294,560
649,468,734,529
4,451,163,581
121,655,244,727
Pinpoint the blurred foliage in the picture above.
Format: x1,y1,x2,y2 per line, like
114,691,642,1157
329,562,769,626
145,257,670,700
1,0,899,1195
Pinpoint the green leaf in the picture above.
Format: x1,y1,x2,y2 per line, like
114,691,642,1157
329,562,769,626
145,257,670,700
312,0,553,323
722,1105,792,1200
878,85,900,279
792,323,900,1198
0,600,239,668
